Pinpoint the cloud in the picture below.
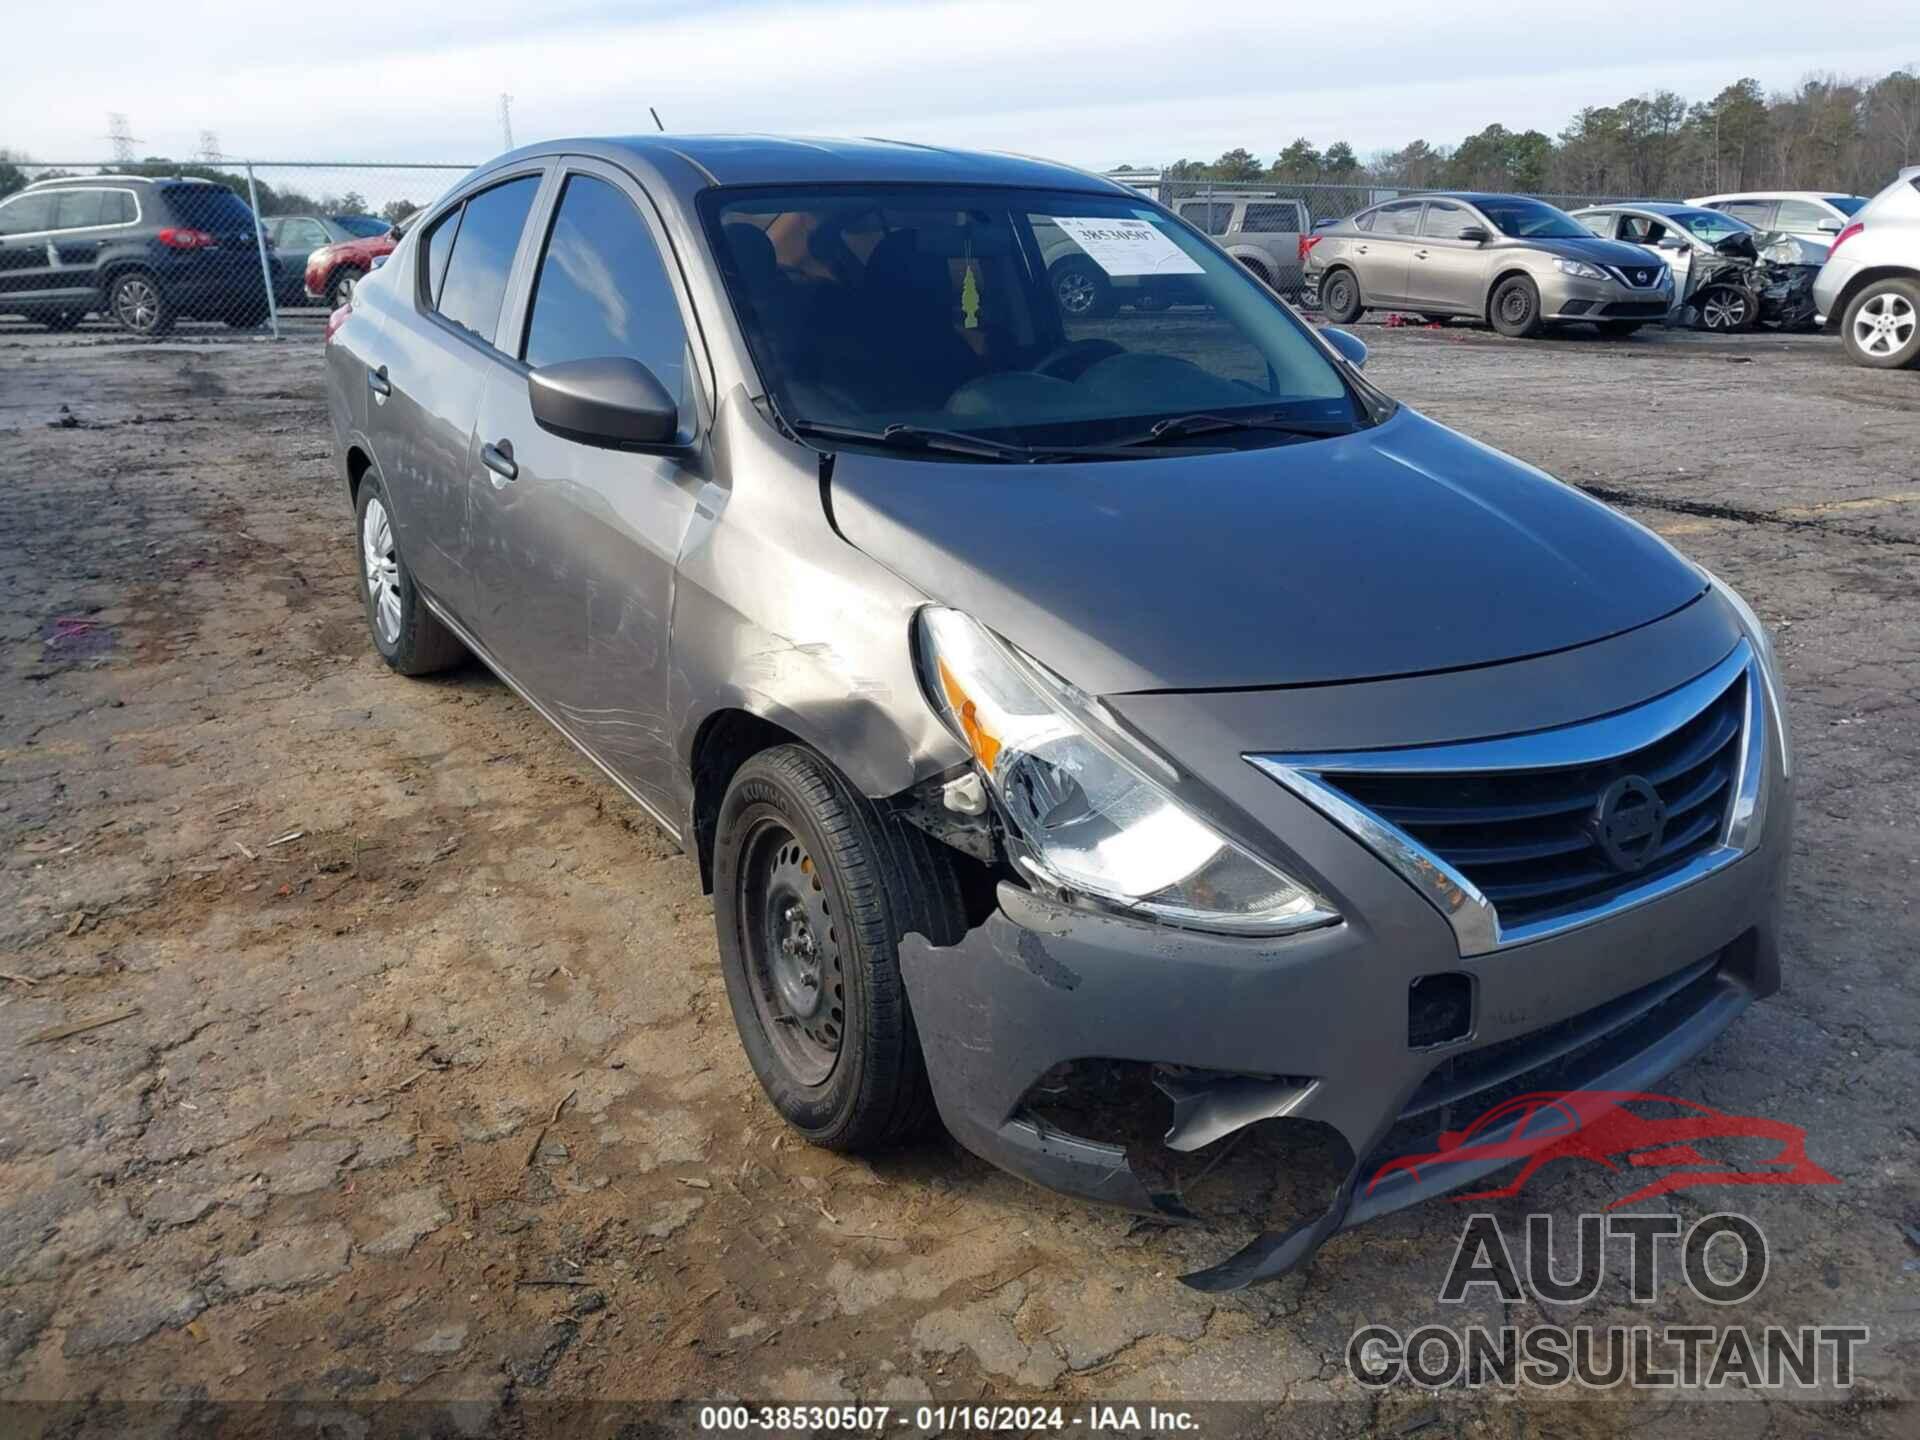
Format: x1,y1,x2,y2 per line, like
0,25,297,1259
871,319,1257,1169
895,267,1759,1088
5,0,1916,166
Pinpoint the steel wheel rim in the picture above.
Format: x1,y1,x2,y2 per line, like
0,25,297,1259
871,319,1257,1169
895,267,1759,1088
1056,269,1096,315
115,278,158,332
1500,287,1531,324
1703,289,1746,330
1328,277,1353,314
361,496,402,646
741,819,844,1086
1854,292,1915,355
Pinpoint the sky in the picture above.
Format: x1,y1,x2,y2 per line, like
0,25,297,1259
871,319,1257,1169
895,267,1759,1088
5,0,1918,171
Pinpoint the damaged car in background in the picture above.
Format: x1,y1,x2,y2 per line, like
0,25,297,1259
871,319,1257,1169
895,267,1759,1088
323,135,1794,1290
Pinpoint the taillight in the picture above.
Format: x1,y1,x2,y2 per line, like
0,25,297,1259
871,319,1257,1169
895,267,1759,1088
324,303,352,346
1299,233,1323,264
1829,221,1863,255
157,227,214,250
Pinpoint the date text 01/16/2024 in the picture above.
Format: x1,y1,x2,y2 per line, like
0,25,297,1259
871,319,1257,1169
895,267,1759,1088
696,1404,1202,1432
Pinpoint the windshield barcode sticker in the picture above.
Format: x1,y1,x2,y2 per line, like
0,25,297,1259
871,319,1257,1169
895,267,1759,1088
1049,217,1204,277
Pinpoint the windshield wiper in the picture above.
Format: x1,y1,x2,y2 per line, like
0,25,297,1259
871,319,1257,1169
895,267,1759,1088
1125,411,1356,446
791,421,1038,461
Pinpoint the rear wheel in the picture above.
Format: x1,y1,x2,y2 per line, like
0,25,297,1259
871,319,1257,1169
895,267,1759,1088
108,271,172,336
326,265,366,312
714,745,965,1151
1596,320,1643,338
1839,278,1920,368
354,473,467,676
1320,268,1363,324
1695,284,1758,333
1489,275,1544,337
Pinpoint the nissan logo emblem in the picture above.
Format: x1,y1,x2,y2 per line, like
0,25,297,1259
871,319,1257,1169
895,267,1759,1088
1589,775,1668,873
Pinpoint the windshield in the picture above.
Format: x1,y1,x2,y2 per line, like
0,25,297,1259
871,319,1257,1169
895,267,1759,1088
1828,196,1866,216
702,185,1359,452
1670,208,1751,242
334,214,388,237
1474,196,1588,239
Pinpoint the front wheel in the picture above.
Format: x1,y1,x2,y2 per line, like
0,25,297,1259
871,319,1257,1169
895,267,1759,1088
1488,275,1544,337
1840,278,1920,368
326,265,366,312
1320,269,1363,324
1695,284,1758,333
714,745,965,1151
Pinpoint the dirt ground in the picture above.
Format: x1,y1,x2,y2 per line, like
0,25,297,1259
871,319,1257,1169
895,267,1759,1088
0,314,1916,1438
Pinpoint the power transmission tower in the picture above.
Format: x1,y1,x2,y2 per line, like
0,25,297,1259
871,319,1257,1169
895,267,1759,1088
499,93,515,150
198,130,224,164
106,113,140,164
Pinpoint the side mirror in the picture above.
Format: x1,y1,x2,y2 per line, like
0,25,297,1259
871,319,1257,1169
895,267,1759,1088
528,356,679,449
1456,224,1490,243
1321,326,1367,369
1655,234,1687,250
1817,218,1843,234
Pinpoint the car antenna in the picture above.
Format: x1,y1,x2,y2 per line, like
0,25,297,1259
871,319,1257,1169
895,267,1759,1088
650,107,666,133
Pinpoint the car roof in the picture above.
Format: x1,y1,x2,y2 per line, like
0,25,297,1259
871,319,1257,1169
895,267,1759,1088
23,173,195,189
1574,201,1709,215
497,134,1126,200
1687,190,1861,204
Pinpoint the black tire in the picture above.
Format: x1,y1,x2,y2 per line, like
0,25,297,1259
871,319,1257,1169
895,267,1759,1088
1694,284,1758,333
1488,275,1544,337
1596,320,1643,338
107,271,173,336
714,744,966,1152
353,472,467,676
326,265,366,312
1838,277,1920,369
41,310,85,332
1320,268,1363,324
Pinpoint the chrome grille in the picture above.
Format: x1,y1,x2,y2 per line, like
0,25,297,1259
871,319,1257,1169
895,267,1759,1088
1249,641,1767,955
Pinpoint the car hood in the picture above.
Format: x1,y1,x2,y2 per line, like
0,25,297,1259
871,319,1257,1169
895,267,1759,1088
828,408,1706,694
1513,234,1660,271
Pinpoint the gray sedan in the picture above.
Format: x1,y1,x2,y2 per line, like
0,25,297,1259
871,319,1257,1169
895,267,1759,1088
1307,192,1674,337
324,136,1790,1290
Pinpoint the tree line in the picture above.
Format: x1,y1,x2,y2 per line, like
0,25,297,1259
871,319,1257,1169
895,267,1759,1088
1128,68,1920,197
0,152,417,222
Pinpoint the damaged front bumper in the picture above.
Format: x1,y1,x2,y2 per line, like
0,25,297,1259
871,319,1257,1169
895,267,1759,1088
898,814,1787,1290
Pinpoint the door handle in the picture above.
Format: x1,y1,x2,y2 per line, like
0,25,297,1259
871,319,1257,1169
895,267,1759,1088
1356,244,1368,254
1414,249,1430,259
367,365,391,398
481,440,518,485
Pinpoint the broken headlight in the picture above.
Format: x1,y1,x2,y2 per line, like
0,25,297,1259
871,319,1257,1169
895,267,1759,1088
915,607,1337,936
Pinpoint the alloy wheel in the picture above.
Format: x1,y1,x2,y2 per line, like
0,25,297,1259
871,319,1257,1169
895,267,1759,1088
1853,291,1916,357
113,277,160,333
741,820,845,1086
361,496,402,646
1701,288,1749,331
1055,268,1097,316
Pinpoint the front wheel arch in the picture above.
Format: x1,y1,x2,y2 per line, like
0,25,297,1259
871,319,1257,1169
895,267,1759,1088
1826,265,1920,329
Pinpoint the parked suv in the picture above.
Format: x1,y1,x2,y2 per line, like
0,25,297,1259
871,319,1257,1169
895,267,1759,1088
0,174,283,334
1813,166,1920,368
1169,194,1309,292
326,136,1789,1291
1307,192,1674,337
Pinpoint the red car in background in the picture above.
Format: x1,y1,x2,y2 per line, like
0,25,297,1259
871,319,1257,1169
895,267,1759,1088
305,211,417,309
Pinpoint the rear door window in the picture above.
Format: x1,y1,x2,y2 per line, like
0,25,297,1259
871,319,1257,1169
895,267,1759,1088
1576,211,1614,237
1177,202,1234,235
521,174,690,417
1721,200,1776,229
1419,201,1467,238
431,175,541,347
51,190,108,230
1373,201,1423,237
1772,199,1832,232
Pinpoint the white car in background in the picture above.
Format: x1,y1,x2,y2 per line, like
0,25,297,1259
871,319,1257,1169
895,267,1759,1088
1685,191,1865,250
1571,202,1755,302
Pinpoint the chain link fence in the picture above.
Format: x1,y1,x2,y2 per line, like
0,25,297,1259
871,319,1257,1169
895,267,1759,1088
0,161,1669,340
0,162,472,339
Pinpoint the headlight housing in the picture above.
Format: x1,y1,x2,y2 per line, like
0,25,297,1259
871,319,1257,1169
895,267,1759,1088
1554,258,1610,281
1701,568,1792,779
915,607,1337,936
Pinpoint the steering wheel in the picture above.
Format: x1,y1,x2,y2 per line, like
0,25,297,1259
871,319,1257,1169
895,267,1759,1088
1033,337,1124,381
